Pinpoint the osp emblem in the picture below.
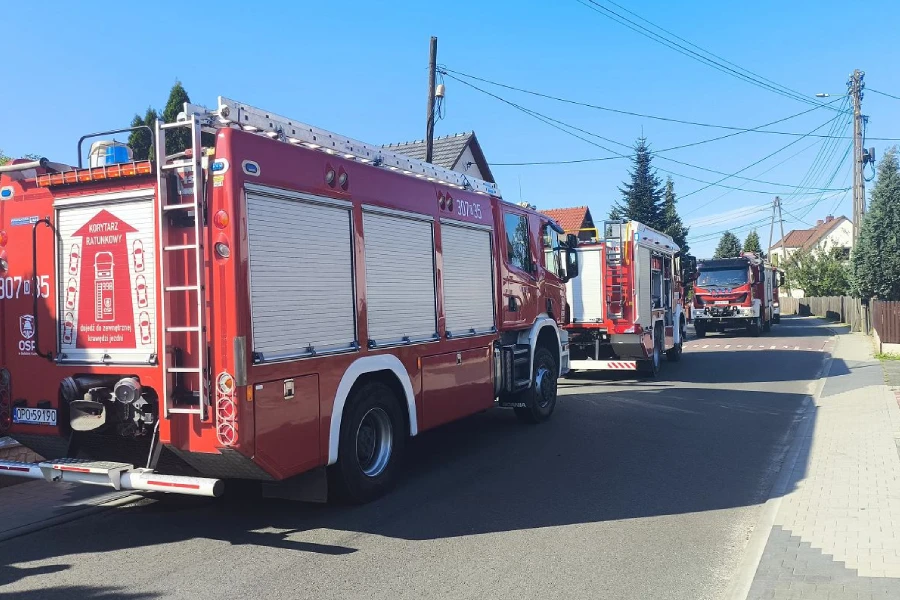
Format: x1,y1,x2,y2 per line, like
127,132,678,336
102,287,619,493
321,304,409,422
20,314,35,340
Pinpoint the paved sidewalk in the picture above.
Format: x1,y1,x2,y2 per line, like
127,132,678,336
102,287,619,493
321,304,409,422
0,437,133,541
745,330,900,598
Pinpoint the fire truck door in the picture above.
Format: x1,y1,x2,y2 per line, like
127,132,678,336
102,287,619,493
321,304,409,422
500,210,538,329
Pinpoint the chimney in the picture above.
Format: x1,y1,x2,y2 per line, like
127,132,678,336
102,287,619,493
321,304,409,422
816,219,824,226
825,215,834,222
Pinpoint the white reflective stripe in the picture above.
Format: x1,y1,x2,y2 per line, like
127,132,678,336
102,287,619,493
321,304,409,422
363,212,437,345
328,355,418,465
569,359,637,370
246,191,356,358
440,223,494,336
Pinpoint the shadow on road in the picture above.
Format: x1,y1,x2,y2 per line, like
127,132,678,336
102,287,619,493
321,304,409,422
0,387,819,569
0,316,835,593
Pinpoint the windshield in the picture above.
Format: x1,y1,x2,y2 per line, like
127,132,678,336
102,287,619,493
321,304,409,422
697,267,748,288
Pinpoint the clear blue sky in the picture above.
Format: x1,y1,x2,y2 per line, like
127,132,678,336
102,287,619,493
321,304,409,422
3,1,899,257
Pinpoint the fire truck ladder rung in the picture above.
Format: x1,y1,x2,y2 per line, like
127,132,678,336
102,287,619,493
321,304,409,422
164,244,199,251
162,203,196,212
166,326,202,332
164,285,200,292
161,160,195,171
168,407,203,415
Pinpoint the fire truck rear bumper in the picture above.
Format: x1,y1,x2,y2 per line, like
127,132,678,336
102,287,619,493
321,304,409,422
0,458,223,497
569,359,638,371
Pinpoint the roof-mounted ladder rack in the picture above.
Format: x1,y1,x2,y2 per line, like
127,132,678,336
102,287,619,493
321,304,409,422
176,97,502,199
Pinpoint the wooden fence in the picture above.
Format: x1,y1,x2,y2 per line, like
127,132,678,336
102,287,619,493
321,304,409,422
873,300,900,344
780,295,869,332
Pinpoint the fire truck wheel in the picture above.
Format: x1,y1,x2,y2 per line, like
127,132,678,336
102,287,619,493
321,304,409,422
763,317,772,332
329,381,406,504
514,346,558,424
694,323,707,338
666,337,683,362
640,326,663,376
749,315,762,337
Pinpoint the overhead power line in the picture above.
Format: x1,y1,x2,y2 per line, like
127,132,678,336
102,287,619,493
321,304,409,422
870,88,900,101
444,69,900,143
446,73,848,196
442,68,861,137
575,0,839,111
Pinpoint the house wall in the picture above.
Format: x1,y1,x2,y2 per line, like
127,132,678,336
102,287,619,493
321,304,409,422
453,146,485,181
812,220,852,255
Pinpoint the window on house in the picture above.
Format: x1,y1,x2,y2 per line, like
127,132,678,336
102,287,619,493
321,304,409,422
504,212,532,273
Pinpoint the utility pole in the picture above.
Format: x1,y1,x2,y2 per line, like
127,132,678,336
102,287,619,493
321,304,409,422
773,196,791,295
425,36,438,164
849,69,866,243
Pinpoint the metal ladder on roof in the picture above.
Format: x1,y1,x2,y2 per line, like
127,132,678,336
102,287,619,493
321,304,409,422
175,97,502,198
154,115,208,420
604,220,626,320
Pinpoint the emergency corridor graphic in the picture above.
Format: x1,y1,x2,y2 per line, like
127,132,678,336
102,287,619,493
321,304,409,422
57,201,156,354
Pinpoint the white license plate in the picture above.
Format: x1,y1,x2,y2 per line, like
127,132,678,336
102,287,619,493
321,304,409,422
714,301,729,305
13,407,57,426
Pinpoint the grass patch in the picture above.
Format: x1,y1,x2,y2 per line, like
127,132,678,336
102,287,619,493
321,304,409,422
876,352,900,361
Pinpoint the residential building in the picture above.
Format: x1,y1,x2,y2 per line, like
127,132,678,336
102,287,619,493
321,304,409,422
383,132,494,183
539,206,597,242
768,214,853,297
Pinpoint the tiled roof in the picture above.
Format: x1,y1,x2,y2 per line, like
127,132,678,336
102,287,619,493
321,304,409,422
770,215,851,251
382,132,495,183
540,206,591,233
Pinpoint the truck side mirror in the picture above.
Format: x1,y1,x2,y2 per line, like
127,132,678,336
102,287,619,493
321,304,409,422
562,234,580,282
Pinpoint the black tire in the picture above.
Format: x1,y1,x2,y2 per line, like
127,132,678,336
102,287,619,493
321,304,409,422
328,381,405,504
773,314,780,324
513,346,559,424
763,318,772,333
748,315,762,337
667,317,685,361
694,322,707,338
641,326,663,377
666,334,683,362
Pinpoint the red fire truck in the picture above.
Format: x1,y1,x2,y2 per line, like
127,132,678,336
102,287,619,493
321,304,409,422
691,252,779,337
564,220,688,376
0,97,580,503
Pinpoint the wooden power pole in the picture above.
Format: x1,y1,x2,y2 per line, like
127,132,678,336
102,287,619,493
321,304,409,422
425,36,438,164
849,69,866,243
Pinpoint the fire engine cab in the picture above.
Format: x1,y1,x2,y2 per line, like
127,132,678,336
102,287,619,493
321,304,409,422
564,220,687,376
0,97,580,503
691,252,780,337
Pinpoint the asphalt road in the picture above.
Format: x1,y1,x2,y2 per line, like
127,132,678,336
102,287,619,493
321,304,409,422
0,317,835,600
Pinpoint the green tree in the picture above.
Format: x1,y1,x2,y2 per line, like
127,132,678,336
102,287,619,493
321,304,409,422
608,205,622,220
126,81,213,161
1,150,43,165
852,147,900,300
613,137,664,230
786,246,851,296
161,81,193,155
713,231,742,259
742,229,763,257
661,177,689,255
128,107,159,161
